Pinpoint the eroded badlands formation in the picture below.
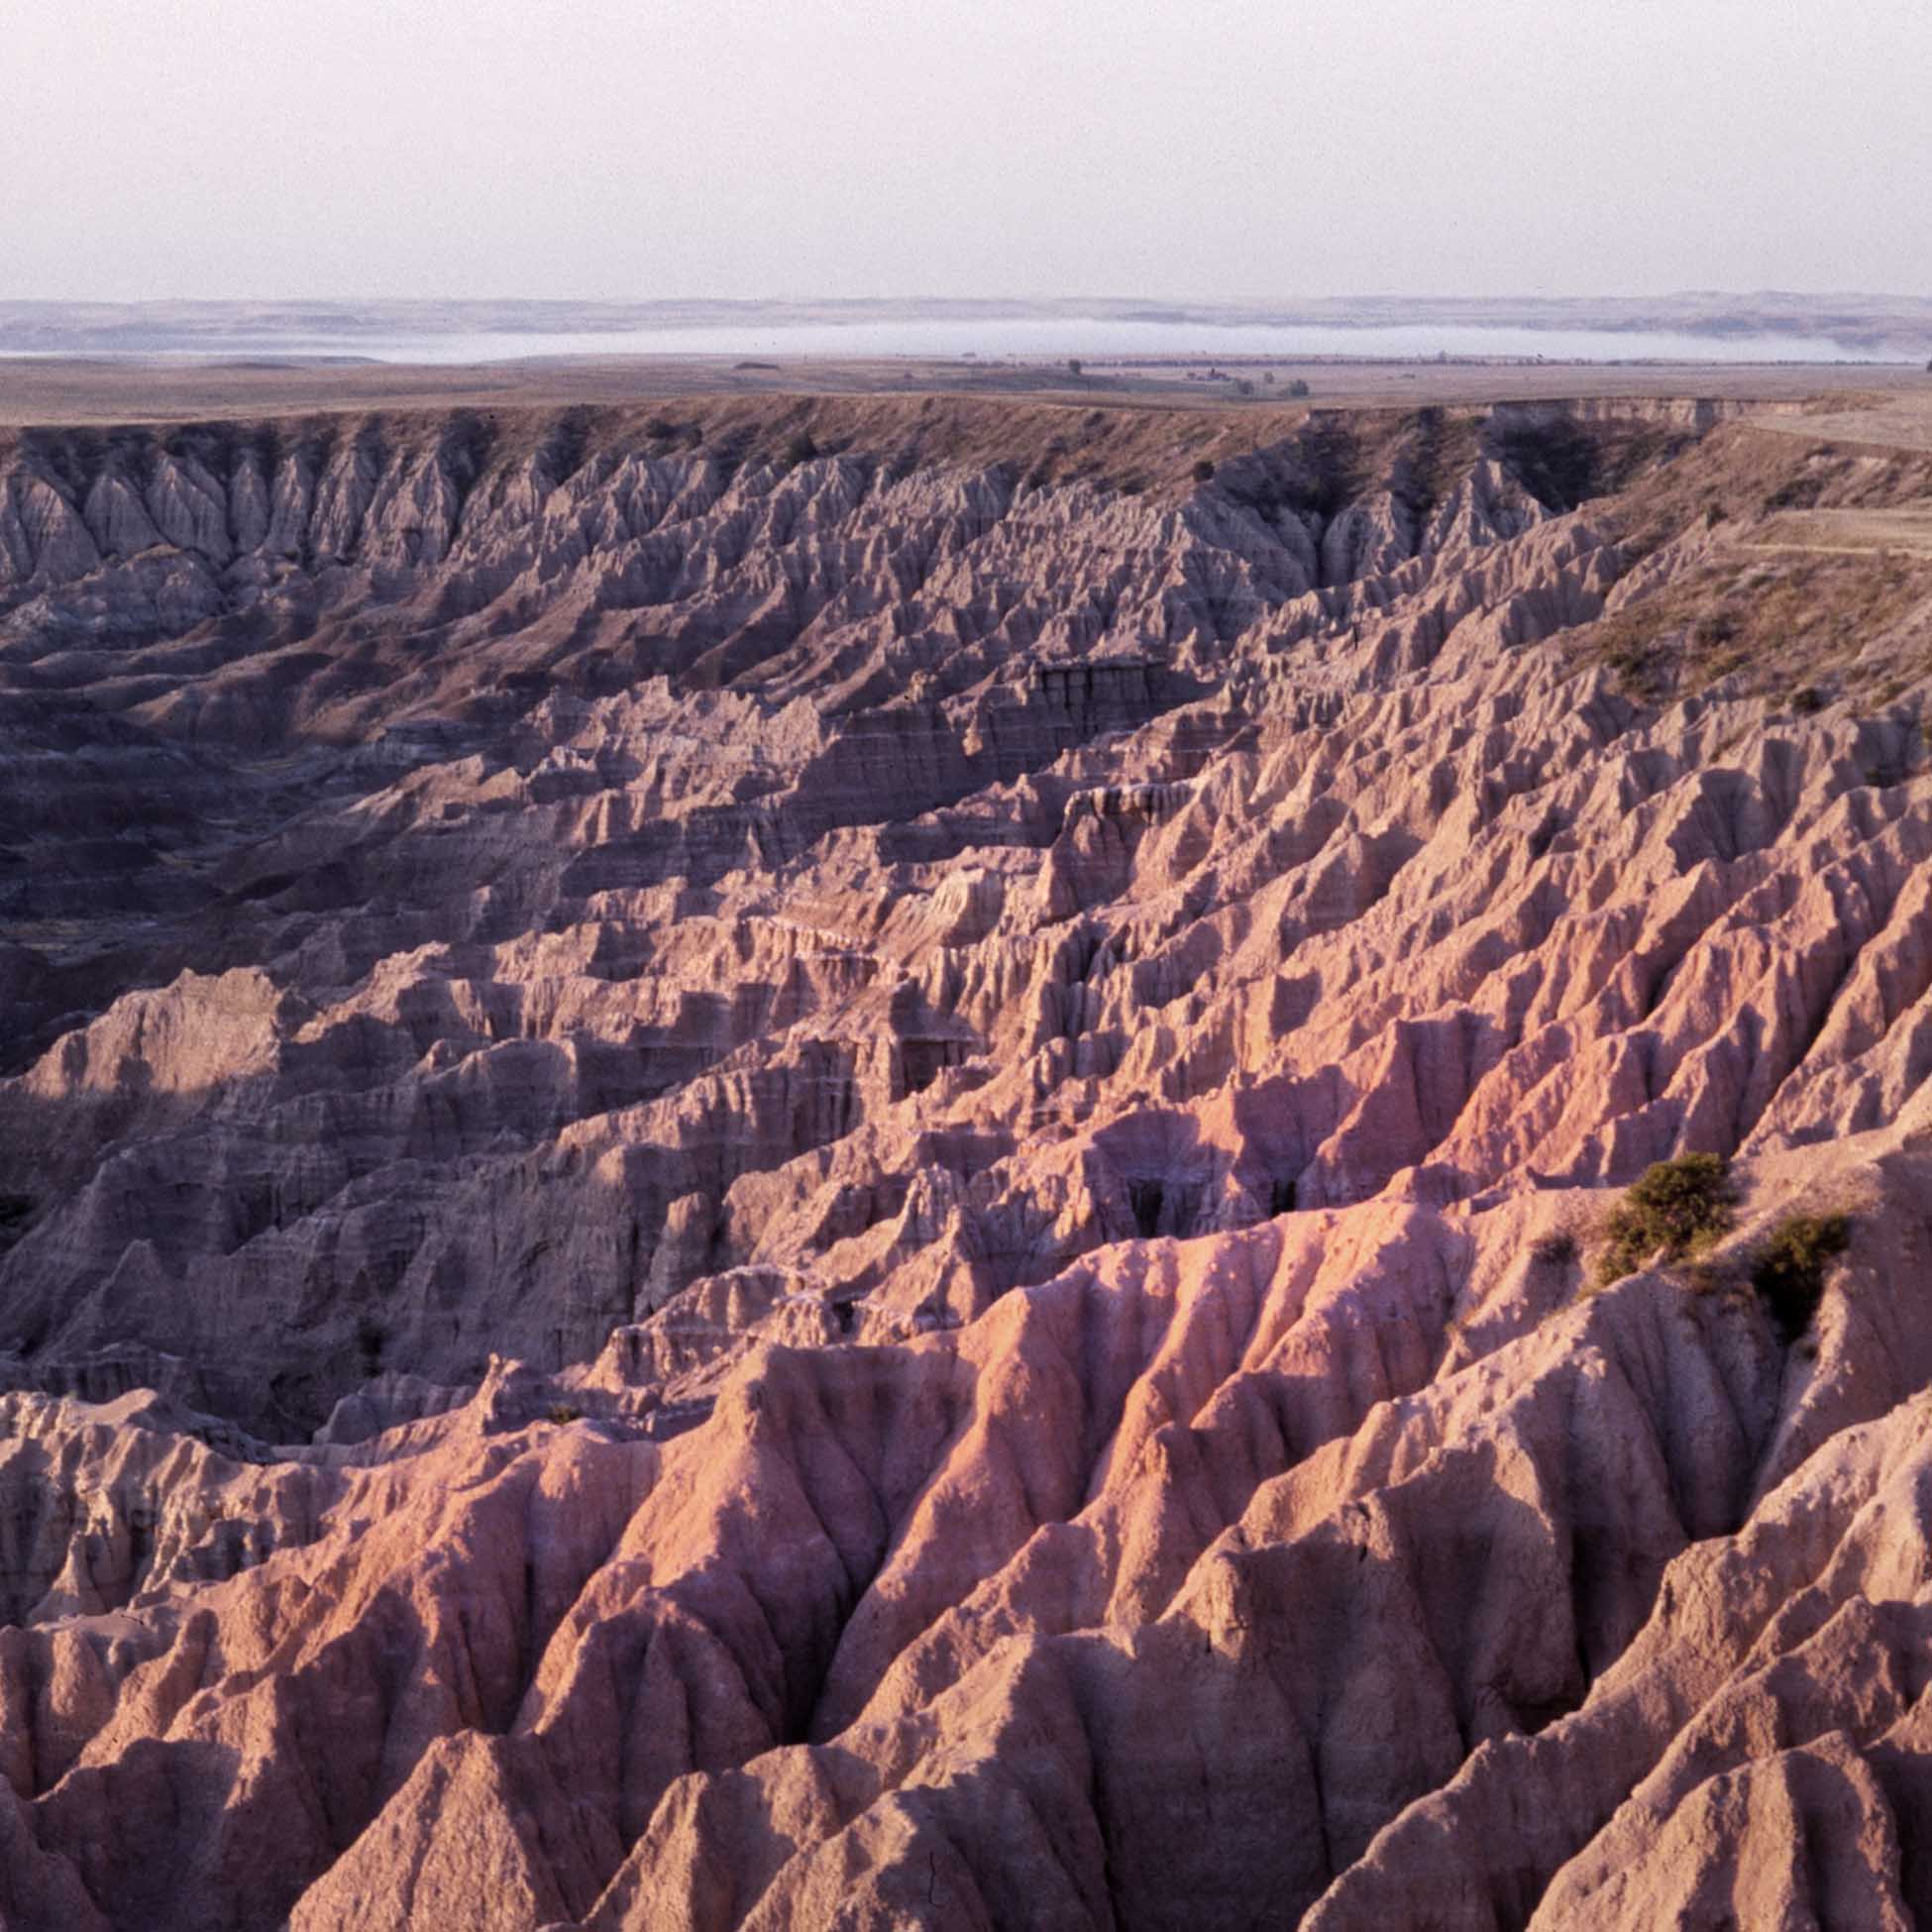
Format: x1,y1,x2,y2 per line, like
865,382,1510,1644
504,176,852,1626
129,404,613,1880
3,391,1932,1927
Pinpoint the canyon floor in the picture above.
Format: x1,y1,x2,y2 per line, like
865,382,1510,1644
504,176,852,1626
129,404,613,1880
3,373,1932,1928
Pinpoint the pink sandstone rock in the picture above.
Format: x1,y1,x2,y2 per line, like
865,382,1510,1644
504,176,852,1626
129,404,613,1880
0,392,1929,1924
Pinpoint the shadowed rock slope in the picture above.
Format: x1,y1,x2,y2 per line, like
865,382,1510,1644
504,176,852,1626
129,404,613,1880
3,391,1932,1927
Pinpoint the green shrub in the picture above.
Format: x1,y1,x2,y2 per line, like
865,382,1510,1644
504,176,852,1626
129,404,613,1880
354,1314,386,1375
1764,474,1824,512
1287,377,1312,398
0,1193,32,1251
1750,1212,1851,1341
1530,1229,1578,1268
1596,1153,1735,1287
1192,458,1217,483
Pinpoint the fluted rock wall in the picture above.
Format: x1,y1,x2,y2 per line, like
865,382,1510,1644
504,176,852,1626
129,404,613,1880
2,391,1931,1926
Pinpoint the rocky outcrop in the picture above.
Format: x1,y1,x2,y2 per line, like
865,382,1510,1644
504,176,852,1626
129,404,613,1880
2,391,1932,1925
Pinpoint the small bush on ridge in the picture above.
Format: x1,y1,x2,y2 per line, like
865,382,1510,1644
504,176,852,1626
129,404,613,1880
1596,1152,1735,1287
1751,1212,1851,1342
1530,1229,1578,1268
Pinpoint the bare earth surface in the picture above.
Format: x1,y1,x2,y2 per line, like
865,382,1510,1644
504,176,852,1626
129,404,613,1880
3,374,1932,1928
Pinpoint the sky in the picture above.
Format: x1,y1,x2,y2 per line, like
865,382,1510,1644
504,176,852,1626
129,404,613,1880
6,0,1929,303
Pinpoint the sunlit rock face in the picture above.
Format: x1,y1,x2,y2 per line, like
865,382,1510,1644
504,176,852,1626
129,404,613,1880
3,391,1932,1928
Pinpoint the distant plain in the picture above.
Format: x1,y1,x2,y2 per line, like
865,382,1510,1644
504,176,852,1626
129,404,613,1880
1,350,1928,431
3,290,1930,427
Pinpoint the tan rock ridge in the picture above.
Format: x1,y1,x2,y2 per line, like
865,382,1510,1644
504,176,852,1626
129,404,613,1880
1,390,1931,1925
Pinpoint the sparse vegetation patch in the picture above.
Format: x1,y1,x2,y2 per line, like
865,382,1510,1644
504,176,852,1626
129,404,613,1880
1578,547,1932,705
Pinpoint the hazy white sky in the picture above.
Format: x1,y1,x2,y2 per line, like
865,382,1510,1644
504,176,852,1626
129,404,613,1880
7,0,1928,301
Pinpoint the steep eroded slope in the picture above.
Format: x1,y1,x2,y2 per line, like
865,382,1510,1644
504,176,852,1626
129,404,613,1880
2,392,1932,1927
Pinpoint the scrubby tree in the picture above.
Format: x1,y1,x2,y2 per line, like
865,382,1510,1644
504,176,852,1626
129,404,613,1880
1752,1213,1851,1340
1596,1152,1735,1286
